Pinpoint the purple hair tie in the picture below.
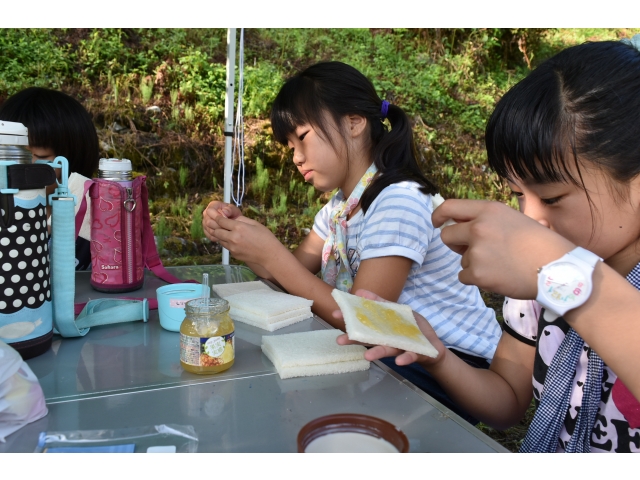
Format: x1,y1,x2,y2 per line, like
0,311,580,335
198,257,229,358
380,100,390,119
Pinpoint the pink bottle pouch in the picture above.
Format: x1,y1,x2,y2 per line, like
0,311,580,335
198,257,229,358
89,177,144,292
75,176,189,294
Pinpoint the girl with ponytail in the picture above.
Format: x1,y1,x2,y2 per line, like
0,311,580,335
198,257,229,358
203,62,500,419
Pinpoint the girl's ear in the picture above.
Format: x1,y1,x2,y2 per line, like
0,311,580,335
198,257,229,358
346,115,367,138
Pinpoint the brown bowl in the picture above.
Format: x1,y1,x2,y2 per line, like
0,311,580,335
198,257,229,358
297,413,409,453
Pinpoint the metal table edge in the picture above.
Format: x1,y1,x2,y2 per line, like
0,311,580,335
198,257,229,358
45,371,278,405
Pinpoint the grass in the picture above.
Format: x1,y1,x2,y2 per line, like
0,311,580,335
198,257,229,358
190,204,205,240
477,399,537,452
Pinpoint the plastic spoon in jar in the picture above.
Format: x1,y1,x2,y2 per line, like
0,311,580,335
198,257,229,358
202,273,210,299
196,273,212,336
203,272,222,299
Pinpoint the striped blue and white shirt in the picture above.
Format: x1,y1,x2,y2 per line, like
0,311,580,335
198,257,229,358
314,181,501,360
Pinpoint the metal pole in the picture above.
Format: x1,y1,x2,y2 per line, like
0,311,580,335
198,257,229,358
222,28,236,265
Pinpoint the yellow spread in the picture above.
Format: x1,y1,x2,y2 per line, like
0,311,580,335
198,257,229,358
354,298,422,340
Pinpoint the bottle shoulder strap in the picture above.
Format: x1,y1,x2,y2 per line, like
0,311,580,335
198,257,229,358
140,181,196,285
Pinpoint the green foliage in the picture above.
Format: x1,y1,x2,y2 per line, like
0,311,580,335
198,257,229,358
170,89,179,105
154,215,171,249
184,104,194,123
271,187,288,215
242,63,283,117
266,216,279,233
190,204,205,240
306,185,316,207
140,76,154,104
175,50,227,121
0,29,72,93
179,165,189,188
251,157,270,202
170,194,189,218
302,198,324,218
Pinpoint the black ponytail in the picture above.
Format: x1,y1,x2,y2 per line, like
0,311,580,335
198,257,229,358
362,102,437,213
270,61,437,213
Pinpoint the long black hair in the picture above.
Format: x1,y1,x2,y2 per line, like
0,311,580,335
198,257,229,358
486,40,640,189
0,87,99,178
270,61,437,213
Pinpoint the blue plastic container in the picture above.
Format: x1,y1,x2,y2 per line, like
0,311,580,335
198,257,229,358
156,284,205,332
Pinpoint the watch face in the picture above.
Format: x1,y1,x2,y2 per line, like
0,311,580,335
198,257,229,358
541,261,589,306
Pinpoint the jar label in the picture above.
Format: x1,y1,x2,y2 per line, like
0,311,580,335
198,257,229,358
180,332,235,367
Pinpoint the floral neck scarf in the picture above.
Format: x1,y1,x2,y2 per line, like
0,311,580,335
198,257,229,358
321,164,378,292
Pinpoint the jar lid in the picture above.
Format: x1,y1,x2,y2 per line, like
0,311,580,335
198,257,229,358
0,120,29,146
99,158,132,171
185,297,230,315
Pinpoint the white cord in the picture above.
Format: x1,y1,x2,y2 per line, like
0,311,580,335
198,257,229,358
231,28,246,207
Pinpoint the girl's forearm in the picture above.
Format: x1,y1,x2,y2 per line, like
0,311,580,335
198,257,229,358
565,261,640,400
242,260,276,284
421,346,533,430
261,244,345,329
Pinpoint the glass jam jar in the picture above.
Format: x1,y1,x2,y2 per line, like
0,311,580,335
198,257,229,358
179,298,235,374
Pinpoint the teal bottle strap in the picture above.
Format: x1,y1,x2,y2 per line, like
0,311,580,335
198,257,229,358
54,298,149,337
74,299,149,332
50,193,77,337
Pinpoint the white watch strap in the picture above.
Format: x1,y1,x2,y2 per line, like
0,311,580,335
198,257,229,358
543,309,559,322
537,247,601,322
569,247,602,268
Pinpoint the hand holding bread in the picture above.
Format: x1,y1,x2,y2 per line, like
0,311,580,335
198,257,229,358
333,289,447,368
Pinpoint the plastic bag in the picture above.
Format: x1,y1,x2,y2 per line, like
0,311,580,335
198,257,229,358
35,424,198,453
0,340,48,442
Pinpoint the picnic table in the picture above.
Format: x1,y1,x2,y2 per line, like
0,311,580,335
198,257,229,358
0,266,507,453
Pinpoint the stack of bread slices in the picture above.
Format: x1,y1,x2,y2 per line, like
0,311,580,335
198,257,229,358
262,329,369,379
211,281,314,331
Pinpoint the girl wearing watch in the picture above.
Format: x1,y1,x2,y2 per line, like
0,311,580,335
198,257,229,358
337,38,640,453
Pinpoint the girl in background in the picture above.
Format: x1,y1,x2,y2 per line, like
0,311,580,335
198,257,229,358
0,87,100,270
203,61,501,421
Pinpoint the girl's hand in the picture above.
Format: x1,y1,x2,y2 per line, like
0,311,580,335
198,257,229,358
210,214,285,266
334,289,447,367
432,199,575,300
202,201,243,242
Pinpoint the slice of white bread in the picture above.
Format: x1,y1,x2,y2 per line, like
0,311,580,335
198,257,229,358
211,281,271,298
271,360,371,380
225,289,313,317
232,310,312,332
331,289,438,358
262,329,367,367
261,329,370,379
231,306,311,325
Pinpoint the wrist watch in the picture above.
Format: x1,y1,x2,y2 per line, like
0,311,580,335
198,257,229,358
536,247,602,322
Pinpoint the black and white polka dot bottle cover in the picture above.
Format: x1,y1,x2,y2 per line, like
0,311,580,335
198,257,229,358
0,204,51,314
